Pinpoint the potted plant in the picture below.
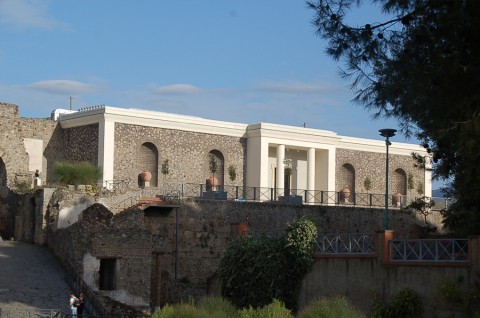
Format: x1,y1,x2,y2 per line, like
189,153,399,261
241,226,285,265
161,159,169,177
203,153,227,200
363,177,372,192
207,153,219,191
228,165,237,182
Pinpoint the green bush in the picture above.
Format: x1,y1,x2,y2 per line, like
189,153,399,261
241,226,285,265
220,235,285,309
239,299,293,318
152,298,293,318
439,278,480,317
369,288,423,318
298,296,365,318
197,296,240,318
219,218,317,311
54,161,102,186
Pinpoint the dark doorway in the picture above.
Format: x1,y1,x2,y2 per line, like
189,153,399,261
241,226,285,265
99,259,116,290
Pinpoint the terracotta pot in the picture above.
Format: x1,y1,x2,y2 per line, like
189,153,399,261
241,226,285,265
140,170,152,182
206,176,218,187
340,187,351,199
238,223,249,236
392,192,402,206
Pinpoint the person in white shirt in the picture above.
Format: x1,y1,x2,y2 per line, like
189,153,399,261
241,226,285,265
69,293,78,318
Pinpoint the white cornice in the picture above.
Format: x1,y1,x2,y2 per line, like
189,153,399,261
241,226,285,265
338,135,426,156
59,106,248,137
57,106,425,155
246,122,340,146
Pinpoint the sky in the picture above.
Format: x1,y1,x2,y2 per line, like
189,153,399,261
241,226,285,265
0,0,414,141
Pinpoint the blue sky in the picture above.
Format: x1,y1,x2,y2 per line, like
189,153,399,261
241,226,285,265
0,0,410,143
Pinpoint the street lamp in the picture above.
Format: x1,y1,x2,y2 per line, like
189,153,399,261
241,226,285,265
379,128,397,230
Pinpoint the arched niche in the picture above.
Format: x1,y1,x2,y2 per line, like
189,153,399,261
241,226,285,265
138,142,159,187
393,168,407,194
340,163,356,193
207,150,225,186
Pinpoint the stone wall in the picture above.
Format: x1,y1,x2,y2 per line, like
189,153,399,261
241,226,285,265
113,123,247,187
299,231,480,318
336,148,426,197
43,190,446,313
63,124,99,165
0,103,64,239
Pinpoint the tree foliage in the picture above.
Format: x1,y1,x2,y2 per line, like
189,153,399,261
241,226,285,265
308,0,480,235
219,218,317,311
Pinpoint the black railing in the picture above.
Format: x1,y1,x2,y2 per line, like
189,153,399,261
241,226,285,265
101,180,447,210
157,182,445,210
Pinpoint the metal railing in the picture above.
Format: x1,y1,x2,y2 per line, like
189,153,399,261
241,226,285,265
316,233,376,255
101,180,449,211
388,239,469,263
0,309,61,318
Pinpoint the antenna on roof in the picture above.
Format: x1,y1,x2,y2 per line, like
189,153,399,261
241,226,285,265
69,96,73,110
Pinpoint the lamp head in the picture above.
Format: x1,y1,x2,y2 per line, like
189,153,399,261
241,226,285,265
379,128,397,138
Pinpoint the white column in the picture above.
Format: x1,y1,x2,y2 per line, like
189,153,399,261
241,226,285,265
424,156,433,198
276,145,285,193
307,148,316,203
98,120,115,189
327,147,336,204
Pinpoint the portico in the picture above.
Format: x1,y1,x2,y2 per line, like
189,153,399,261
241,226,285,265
246,123,338,202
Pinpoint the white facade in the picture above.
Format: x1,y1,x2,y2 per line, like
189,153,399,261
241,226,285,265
58,106,431,196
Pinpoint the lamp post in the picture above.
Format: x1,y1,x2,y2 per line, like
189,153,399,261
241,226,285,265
379,128,397,230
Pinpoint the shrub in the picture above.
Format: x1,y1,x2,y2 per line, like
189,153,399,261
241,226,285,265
219,218,317,311
197,296,239,318
439,277,480,317
220,235,285,309
152,297,238,318
239,299,293,318
298,296,365,318
369,288,423,318
54,161,102,186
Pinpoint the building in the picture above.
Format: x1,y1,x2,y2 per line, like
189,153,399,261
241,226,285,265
0,102,431,203
57,105,431,201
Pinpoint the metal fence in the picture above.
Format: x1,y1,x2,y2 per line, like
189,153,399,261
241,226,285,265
316,233,376,255
0,309,61,318
99,180,451,211
388,239,469,263
156,182,447,210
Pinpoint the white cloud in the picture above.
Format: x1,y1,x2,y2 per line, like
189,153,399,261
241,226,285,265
154,84,202,94
27,80,98,94
0,0,65,30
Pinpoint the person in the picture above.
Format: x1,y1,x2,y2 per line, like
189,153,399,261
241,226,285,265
77,291,85,316
69,293,78,318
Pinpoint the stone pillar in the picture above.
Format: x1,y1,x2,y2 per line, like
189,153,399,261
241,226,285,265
276,145,285,194
98,120,115,189
307,148,316,203
377,230,394,265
